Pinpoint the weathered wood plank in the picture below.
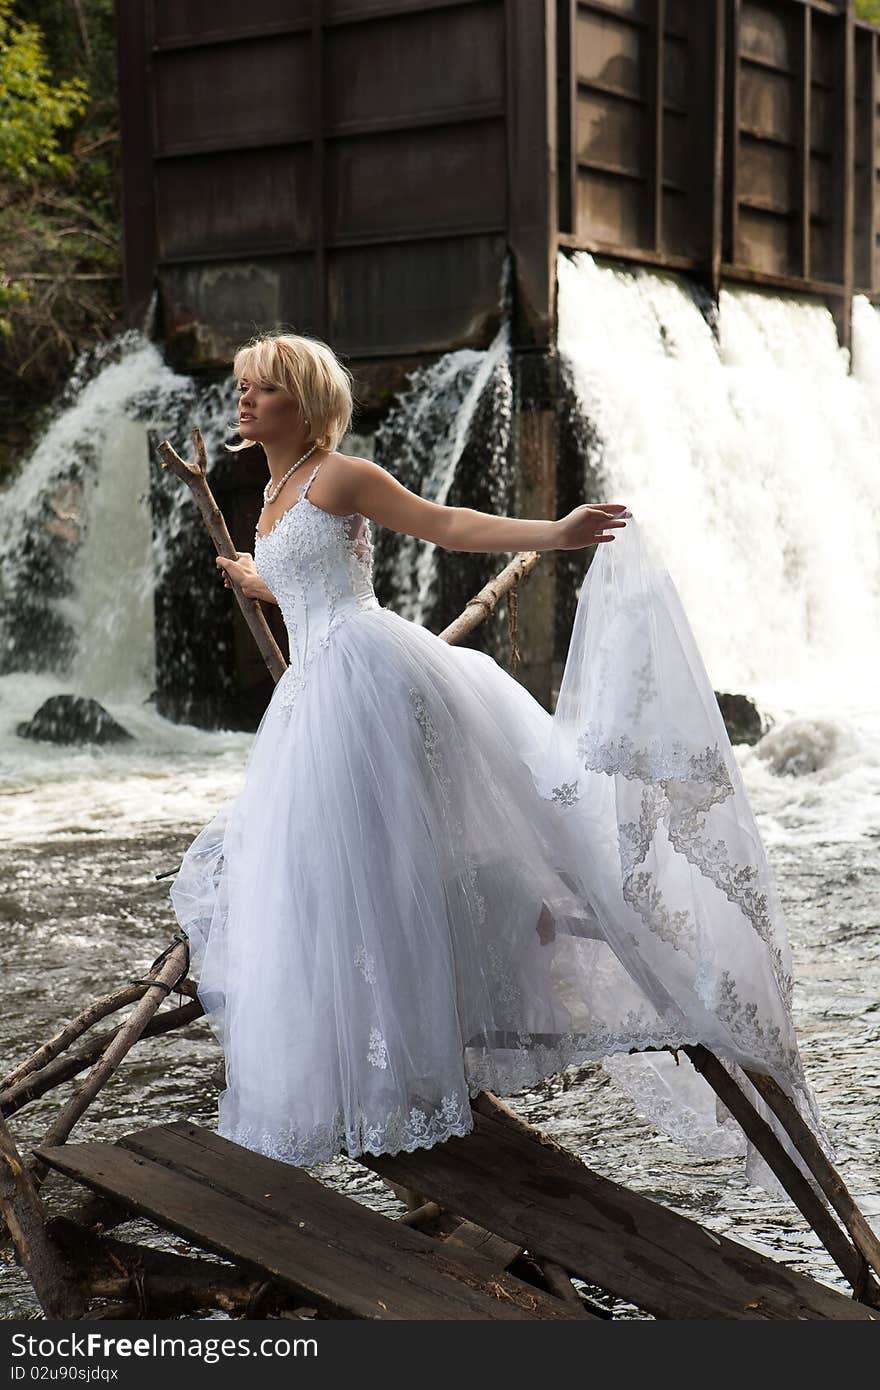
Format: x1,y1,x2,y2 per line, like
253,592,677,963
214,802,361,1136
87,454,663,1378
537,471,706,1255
35,1126,577,1321
362,1110,877,1321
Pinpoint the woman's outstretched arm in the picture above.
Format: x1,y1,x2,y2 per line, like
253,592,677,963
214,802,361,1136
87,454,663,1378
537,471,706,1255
345,457,628,553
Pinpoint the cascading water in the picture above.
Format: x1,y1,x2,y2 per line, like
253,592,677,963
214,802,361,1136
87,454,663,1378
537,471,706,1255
373,321,514,653
557,249,880,846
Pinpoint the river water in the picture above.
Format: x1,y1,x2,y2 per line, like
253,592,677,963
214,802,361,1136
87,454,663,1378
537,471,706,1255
1,256,879,1318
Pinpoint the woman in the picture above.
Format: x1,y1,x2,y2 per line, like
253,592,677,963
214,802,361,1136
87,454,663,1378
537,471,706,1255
171,332,822,1182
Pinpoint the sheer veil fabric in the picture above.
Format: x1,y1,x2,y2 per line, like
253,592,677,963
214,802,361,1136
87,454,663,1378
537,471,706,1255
170,463,824,1188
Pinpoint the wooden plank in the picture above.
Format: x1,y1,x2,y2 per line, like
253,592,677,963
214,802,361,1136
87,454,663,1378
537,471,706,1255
35,1126,578,1322
363,1110,878,1320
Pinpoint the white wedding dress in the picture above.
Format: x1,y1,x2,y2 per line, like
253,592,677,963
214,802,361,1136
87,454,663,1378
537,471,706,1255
171,459,823,1180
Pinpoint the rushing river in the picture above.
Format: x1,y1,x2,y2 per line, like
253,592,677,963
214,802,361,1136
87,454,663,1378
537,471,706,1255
2,255,879,1318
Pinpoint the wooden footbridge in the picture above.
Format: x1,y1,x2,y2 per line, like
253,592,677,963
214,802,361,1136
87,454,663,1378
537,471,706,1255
12,1103,877,1322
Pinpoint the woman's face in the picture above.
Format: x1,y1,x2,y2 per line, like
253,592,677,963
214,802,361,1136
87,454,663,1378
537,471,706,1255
237,377,305,447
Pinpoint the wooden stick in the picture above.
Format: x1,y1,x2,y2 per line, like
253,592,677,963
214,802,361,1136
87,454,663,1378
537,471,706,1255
684,1045,878,1304
0,1114,84,1317
30,941,190,1185
1,979,198,1093
2,999,204,1119
157,429,287,684
744,1066,880,1284
439,551,541,646
536,1256,595,1317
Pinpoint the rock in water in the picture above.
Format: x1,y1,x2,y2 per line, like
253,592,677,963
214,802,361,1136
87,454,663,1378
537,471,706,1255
715,691,764,746
16,695,134,746
756,718,839,777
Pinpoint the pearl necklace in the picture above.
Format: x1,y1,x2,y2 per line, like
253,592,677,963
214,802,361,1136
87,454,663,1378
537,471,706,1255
263,443,319,506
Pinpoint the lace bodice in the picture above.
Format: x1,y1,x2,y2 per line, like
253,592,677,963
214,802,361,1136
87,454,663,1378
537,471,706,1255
254,460,380,709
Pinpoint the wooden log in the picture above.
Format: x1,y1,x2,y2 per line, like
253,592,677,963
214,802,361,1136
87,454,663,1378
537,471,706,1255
1,983,147,1092
439,551,541,647
396,1200,443,1228
157,430,287,684
744,1066,880,1284
30,940,190,1185
0,1114,84,1318
684,1046,878,1305
444,1219,521,1270
2,999,204,1119
536,1256,595,1317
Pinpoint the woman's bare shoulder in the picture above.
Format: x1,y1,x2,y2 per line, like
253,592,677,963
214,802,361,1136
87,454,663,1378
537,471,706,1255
310,451,385,513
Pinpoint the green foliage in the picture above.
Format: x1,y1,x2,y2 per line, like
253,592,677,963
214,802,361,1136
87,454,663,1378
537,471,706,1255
0,0,121,399
0,0,87,179
856,1,880,24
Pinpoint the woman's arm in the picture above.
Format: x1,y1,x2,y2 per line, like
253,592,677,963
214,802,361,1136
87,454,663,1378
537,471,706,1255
346,458,628,553
216,552,277,604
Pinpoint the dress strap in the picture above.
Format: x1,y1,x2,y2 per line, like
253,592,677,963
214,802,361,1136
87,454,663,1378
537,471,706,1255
301,460,323,497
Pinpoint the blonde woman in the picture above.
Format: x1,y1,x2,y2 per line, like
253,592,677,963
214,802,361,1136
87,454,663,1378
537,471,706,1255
171,332,822,1182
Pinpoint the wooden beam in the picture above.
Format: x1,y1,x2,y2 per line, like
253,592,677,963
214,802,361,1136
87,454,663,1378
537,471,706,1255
557,0,576,235
505,0,558,348
710,0,726,298
800,3,813,278
651,0,665,251
684,1047,877,1304
726,0,742,264
311,0,327,337
840,0,856,350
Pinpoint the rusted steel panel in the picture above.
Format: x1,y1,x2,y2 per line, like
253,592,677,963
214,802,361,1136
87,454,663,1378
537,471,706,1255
159,256,316,366
325,4,505,133
740,65,796,142
577,167,650,246
152,0,311,45
153,35,312,155
737,205,794,274
156,147,314,258
740,0,795,69
326,234,506,356
576,91,644,172
575,6,646,96
327,121,507,242
740,138,797,214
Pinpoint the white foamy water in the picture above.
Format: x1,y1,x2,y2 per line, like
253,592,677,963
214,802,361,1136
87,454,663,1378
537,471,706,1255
558,251,880,850
0,336,252,841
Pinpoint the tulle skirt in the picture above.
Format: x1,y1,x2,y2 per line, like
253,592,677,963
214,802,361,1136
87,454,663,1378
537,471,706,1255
171,521,824,1181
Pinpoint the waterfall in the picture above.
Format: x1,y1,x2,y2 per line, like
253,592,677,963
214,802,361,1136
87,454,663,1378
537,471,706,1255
373,321,514,646
0,333,196,694
557,249,880,843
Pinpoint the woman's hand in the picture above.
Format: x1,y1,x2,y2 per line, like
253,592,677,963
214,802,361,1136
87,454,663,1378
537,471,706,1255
553,504,630,551
216,552,277,604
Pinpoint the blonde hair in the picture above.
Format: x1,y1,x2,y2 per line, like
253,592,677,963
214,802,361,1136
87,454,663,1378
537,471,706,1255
227,332,353,453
